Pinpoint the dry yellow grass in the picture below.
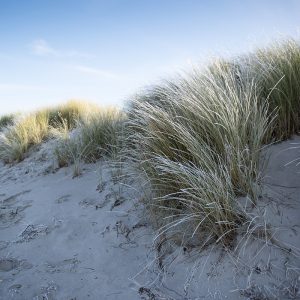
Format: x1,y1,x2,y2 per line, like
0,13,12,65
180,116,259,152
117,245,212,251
0,100,100,163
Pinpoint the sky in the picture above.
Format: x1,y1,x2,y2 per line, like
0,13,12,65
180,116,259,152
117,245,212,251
0,0,299,115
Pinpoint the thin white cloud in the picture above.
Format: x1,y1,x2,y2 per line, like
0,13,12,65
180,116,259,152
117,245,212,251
73,65,120,80
31,39,57,56
0,84,46,91
30,39,93,58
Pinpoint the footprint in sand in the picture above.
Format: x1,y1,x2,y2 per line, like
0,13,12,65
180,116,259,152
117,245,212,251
0,257,32,272
34,282,59,300
17,221,62,243
0,190,32,228
79,197,97,208
79,197,110,209
45,257,80,273
1,190,31,205
55,194,71,204
8,283,22,295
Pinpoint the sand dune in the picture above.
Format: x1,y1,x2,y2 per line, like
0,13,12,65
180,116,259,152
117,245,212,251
0,136,299,299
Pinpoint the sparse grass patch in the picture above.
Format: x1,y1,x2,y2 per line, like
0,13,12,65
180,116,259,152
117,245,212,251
0,114,15,131
54,107,124,176
79,108,124,162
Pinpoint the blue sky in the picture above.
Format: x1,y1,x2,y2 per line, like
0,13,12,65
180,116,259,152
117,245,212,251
0,0,299,114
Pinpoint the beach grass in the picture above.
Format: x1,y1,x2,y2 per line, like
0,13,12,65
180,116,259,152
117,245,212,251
249,39,300,140
0,100,98,163
0,114,15,131
53,107,124,175
125,39,300,246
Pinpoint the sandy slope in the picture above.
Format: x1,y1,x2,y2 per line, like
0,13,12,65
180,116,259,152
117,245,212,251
0,137,299,300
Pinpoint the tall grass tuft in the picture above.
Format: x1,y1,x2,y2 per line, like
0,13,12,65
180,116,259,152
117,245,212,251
79,108,124,162
0,112,49,163
0,101,98,163
46,100,100,129
54,107,124,175
248,39,300,140
125,40,300,245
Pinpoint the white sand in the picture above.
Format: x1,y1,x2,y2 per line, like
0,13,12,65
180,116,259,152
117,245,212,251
0,136,299,299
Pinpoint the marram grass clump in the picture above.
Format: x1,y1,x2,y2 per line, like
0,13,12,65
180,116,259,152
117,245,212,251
126,66,271,246
126,39,300,246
